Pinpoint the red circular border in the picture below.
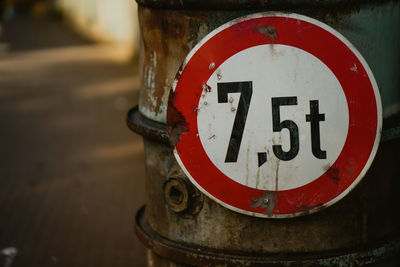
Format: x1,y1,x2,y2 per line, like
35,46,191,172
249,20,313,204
168,15,379,216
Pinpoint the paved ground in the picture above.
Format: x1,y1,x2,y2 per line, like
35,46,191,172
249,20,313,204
0,16,146,266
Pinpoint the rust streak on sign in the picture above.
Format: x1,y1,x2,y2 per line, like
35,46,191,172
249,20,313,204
168,91,189,146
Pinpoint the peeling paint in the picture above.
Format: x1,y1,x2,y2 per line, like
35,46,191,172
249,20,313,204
250,191,277,215
350,63,358,72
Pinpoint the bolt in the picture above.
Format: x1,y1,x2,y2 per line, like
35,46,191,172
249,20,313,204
169,186,183,204
164,178,189,213
231,107,236,112
209,62,215,69
263,198,269,205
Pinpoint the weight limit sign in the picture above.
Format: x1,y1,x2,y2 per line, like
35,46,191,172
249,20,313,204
167,13,382,218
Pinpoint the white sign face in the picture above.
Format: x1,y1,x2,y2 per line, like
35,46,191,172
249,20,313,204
198,44,349,190
167,12,382,218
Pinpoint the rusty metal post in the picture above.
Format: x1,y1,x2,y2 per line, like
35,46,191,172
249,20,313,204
127,1,400,266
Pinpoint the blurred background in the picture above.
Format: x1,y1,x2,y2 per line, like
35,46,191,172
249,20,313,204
0,0,147,266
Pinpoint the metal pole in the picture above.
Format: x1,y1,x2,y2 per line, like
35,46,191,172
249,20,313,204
128,1,400,265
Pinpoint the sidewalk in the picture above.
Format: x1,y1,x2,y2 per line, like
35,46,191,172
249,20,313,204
0,16,146,267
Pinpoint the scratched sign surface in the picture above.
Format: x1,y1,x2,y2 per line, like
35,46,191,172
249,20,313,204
167,13,382,218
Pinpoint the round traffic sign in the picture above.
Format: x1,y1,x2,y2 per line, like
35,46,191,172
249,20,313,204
167,12,382,218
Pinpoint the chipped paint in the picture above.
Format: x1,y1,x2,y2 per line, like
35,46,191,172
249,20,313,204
250,191,277,215
350,63,358,72
144,51,157,90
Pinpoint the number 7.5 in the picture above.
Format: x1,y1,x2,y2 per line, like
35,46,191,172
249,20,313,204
217,84,326,164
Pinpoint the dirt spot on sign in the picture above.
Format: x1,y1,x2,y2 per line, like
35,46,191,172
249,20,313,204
325,165,340,184
256,25,278,43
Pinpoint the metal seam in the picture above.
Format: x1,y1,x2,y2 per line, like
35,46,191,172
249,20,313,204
127,105,400,144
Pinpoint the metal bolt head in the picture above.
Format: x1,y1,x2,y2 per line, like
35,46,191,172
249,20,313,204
164,178,189,213
209,62,215,69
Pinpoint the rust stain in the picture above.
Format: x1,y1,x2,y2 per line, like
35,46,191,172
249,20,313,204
202,84,212,93
175,64,183,82
140,7,191,117
167,90,189,147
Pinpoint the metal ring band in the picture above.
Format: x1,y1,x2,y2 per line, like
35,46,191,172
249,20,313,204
135,206,400,266
126,106,169,144
127,105,400,144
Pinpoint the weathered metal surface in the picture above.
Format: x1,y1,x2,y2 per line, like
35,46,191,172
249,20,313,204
138,2,400,123
137,7,244,123
136,206,400,266
139,136,400,255
131,0,400,265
